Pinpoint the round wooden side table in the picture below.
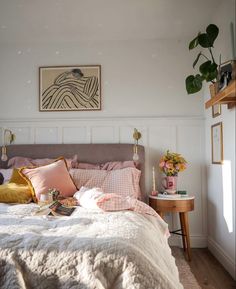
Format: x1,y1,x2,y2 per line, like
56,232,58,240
149,195,195,261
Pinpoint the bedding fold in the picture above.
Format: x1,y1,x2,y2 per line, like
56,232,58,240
0,204,183,289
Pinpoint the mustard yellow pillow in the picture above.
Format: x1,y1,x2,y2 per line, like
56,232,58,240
9,168,28,185
0,183,32,204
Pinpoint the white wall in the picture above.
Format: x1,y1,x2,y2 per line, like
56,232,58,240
204,0,236,278
0,39,203,118
0,1,208,248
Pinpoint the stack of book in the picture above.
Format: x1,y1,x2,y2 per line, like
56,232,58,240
158,192,189,198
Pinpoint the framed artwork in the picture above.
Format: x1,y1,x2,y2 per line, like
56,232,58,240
212,103,221,118
39,65,101,111
211,122,223,164
209,83,221,118
218,60,236,91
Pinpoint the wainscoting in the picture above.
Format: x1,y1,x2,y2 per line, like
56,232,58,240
0,116,206,247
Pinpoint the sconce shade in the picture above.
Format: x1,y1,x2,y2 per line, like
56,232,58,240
132,128,141,162
1,129,15,162
1,147,8,162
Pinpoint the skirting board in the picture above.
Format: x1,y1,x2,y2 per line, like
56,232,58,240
169,235,207,248
208,237,236,279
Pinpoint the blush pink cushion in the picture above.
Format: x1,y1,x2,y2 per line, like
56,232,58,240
100,161,136,170
70,167,141,199
21,159,77,201
71,155,136,170
8,156,72,169
73,162,101,170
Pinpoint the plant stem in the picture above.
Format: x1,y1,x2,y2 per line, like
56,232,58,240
209,47,216,64
201,53,210,61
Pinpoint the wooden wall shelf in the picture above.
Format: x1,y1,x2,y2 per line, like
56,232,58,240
205,80,236,109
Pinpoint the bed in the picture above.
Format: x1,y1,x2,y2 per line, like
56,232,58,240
0,144,183,289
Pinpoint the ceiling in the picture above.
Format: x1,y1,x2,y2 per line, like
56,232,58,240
0,0,222,43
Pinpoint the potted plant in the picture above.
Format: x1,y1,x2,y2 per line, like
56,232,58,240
185,24,219,95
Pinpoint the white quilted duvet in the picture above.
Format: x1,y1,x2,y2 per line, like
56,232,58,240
0,203,183,289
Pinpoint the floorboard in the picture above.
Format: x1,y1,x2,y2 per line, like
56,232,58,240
187,248,236,289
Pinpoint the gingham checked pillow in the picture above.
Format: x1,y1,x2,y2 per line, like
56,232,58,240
70,167,141,199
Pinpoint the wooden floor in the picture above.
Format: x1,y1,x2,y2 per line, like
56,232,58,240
189,248,236,289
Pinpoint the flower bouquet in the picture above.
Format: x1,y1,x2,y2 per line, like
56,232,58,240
159,150,187,193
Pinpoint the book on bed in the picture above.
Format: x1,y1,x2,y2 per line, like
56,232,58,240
49,201,76,216
34,200,75,216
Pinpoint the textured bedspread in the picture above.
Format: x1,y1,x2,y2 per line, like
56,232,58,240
0,203,183,289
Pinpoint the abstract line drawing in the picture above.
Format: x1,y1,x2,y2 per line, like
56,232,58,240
39,65,101,111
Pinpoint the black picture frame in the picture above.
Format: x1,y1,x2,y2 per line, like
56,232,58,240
218,60,236,91
39,65,101,112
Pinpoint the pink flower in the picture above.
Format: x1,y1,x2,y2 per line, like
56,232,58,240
159,161,165,168
165,161,173,169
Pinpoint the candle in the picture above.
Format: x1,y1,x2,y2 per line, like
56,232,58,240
152,166,156,191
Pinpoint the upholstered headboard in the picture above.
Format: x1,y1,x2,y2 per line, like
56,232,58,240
0,144,145,200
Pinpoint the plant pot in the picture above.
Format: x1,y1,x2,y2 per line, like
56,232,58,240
162,176,178,194
209,82,219,98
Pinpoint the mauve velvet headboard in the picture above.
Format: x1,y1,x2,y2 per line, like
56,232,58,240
0,144,145,200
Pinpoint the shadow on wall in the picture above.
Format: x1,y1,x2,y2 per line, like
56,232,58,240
208,199,218,238
222,160,233,234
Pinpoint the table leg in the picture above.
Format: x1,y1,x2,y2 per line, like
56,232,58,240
182,212,191,261
179,213,186,252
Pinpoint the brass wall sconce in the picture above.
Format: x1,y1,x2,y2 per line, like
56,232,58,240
133,128,142,162
1,129,15,162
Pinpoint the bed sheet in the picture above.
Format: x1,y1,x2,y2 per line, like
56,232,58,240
0,203,183,289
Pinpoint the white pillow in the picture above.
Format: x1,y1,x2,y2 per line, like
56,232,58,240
0,169,13,184
74,187,104,209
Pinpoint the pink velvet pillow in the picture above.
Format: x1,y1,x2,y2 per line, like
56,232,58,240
20,159,77,201
8,156,72,169
70,167,141,199
100,161,136,170
71,154,136,170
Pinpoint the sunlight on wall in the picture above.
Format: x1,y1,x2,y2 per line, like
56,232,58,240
222,160,233,233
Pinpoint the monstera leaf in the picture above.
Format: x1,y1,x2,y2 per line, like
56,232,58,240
186,24,219,94
206,24,219,46
199,61,218,81
185,74,204,94
189,35,199,50
189,24,219,50
198,33,212,48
